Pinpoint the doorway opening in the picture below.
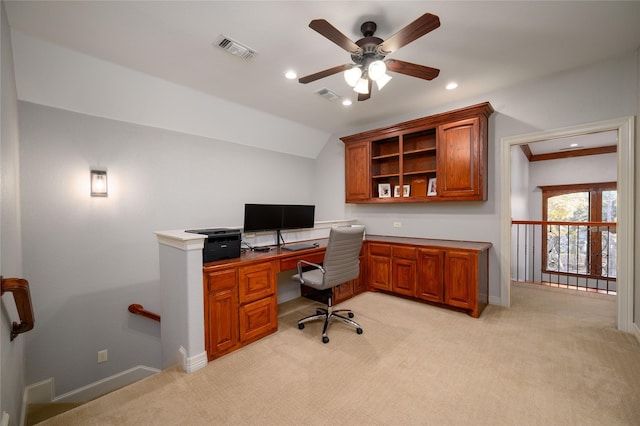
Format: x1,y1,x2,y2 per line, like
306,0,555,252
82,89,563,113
500,117,634,332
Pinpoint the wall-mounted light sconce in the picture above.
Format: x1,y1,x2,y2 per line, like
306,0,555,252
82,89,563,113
90,170,108,197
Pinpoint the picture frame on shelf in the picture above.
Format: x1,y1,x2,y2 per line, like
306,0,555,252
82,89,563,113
403,185,411,197
379,183,391,198
394,185,401,197
427,178,437,196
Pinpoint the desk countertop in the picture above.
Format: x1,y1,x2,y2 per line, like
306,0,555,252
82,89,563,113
202,234,491,270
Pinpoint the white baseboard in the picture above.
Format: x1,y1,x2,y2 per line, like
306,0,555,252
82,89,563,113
632,322,640,344
22,365,160,408
180,348,207,373
488,295,502,307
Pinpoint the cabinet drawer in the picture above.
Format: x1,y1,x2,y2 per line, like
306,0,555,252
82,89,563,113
206,268,237,292
392,246,416,260
239,295,277,343
238,261,277,304
369,243,391,257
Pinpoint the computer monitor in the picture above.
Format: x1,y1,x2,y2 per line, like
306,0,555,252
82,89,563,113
243,204,315,241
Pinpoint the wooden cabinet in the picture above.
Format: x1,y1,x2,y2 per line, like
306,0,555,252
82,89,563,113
204,268,239,358
416,248,444,303
345,141,370,201
368,243,416,296
443,250,477,312
369,243,391,291
391,246,417,296
202,236,489,362
341,102,493,203
416,246,488,317
438,118,485,199
204,260,277,360
367,237,490,318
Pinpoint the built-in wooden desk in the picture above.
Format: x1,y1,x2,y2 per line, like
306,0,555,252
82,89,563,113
201,235,491,361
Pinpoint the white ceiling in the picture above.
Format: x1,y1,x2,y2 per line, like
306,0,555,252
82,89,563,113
527,130,618,156
5,1,640,137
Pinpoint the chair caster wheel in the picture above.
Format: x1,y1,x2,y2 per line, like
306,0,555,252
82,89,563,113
356,328,363,334
348,312,354,318
298,323,305,330
322,336,329,344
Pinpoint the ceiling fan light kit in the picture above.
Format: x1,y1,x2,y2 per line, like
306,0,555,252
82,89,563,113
344,66,363,87
354,78,370,94
375,73,392,90
299,13,441,101
367,60,387,81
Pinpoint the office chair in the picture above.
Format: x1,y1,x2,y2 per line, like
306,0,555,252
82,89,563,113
293,225,365,343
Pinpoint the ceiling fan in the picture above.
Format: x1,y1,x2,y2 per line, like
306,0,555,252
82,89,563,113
299,13,441,101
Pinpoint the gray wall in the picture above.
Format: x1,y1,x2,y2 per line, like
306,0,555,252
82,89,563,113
18,102,316,395
1,1,25,423
6,23,639,406
316,51,638,302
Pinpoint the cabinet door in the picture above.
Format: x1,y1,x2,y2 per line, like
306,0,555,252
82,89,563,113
391,246,416,296
437,117,483,199
239,295,277,343
238,261,277,304
369,255,391,291
345,141,371,202
333,281,354,304
416,248,444,303
205,269,239,359
444,250,478,310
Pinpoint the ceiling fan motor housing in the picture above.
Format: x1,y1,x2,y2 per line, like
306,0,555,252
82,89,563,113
352,36,385,69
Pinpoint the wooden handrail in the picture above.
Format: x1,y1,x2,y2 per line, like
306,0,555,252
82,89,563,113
512,220,616,227
1,277,35,341
128,304,160,322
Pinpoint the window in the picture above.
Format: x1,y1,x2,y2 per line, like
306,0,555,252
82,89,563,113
541,182,616,279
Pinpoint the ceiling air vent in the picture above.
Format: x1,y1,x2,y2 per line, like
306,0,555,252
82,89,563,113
314,88,340,101
214,35,256,60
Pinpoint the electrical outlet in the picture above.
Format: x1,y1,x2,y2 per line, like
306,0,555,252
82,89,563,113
393,222,402,228
97,349,108,363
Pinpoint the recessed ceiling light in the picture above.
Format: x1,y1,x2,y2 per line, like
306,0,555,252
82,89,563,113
342,99,353,106
285,70,297,80
445,82,458,90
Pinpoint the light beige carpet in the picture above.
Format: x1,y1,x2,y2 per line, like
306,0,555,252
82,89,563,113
39,283,640,425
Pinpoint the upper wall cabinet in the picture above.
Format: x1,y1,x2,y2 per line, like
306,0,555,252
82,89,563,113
341,102,493,203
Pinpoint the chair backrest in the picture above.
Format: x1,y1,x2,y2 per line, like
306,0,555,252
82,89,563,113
321,225,365,287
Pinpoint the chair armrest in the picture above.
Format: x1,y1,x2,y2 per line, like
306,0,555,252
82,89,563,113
296,260,325,284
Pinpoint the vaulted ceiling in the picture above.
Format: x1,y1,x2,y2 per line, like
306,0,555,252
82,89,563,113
5,1,640,137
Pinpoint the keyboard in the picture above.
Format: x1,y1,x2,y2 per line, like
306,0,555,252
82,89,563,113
282,243,316,251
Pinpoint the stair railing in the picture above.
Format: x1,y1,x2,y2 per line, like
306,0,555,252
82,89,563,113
1,277,35,341
128,304,161,322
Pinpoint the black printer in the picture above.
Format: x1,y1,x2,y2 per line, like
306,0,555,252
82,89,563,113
185,228,241,262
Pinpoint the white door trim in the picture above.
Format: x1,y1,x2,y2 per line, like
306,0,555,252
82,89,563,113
500,116,635,332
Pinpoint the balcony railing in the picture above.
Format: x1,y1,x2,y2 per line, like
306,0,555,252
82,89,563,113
511,220,616,294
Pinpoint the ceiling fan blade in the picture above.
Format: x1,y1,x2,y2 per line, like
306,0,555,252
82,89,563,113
309,19,361,54
358,79,373,101
298,64,351,84
386,60,440,80
378,13,440,54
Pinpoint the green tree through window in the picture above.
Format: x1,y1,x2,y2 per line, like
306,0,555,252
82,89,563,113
542,182,616,279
